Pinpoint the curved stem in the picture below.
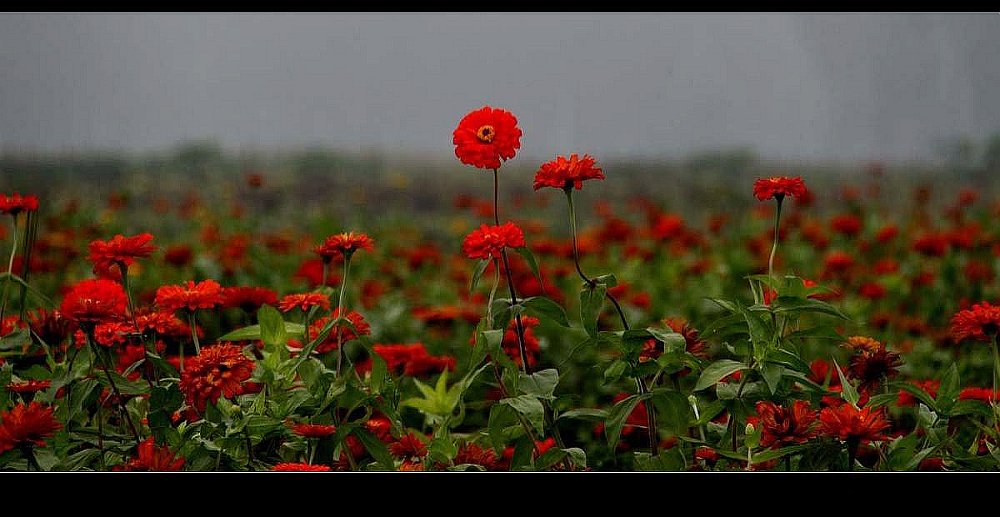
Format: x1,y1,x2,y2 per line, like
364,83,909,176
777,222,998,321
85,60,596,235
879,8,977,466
493,168,530,374
487,259,500,325
187,311,201,355
768,196,784,279
0,215,18,323
335,257,352,378
87,332,141,444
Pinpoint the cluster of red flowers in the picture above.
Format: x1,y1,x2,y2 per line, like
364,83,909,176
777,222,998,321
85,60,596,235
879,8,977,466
367,343,456,377
0,193,39,215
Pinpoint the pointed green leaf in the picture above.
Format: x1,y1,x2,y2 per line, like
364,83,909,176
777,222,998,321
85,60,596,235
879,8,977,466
513,246,543,286
695,359,747,391
580,282,607,337
522,296,570,327
518,368,559,400
833,359,859,407
469,259,491,293
502,395,545,434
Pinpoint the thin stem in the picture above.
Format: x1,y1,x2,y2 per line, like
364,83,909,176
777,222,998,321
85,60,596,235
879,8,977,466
187,311,200,355
0,214,18,323
492,168,530,374
768,196,784,279
119,263,156,387
487,259,500,325
335,256,351,378
90,337,141,443
21,446,41,472
992,334,999,419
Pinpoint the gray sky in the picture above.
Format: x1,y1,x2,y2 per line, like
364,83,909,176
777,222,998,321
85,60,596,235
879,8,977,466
0,13,997,161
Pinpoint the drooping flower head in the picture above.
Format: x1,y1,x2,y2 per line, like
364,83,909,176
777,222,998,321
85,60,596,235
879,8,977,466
0,193,39,216
818,404,891,444
59,278,128,327
462,222,525,261
753,400,818,449
0,402,62,454
156,279,224,313
453,106,522,169
951,302,1000,343
113,437,185,471
88,233,157,276
533,154,605,191
179,343,254,411
315,232,375,263
278,293,331,313
753,176,808,202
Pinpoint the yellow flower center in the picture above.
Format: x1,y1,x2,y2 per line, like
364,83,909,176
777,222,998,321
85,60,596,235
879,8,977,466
476,125,496,143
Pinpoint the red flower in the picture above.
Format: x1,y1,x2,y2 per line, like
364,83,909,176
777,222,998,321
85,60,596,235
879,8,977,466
462,222,525,260
818,404,891,444
88,233,157,275
754,400,819,448
959,387,1000,403
453,106,522,169
752,176,808,201
0,193,39,215
59,278,128,325
370,343,455,377
951,302,1000,343
114,437,185,471
179,343,254,411
533,154,605,191
0,402,61,454
389,433,428,460
292,423,337,438
163,245,193,268
278,293,331,313
449,442,503,471
848,348,902,392
302,309,371,354
913,233,949,257
156,279,224,313
221,286,279,313
272,462,331,472
315,232,375,262
6,380,51,393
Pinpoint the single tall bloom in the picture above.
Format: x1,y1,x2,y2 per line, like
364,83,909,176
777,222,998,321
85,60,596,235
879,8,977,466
753,176,808,202
753,400,818,449
462,222,525,261
533,154,605,191
950,302,1000,342
0,402,62,454
156,279,224,313
315,232,375,262
818,404,891,445
59,278,128,326
179,343,254,411
452,106,522,169
88,233,157,275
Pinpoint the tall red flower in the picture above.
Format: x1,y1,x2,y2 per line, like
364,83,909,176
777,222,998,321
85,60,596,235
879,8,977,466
59,278,128,325
533,154,605,191
453,106,522,170
818,404,891,444
156,279,224,313
0,193,39,215
179,343,254,411
951,302,1000,342
88,233,157,275
114,437,185,471
752,176,808,201
754,400,818,449
315,232,375,262
462,222,525,260
0,402,62,454
278,293,331,313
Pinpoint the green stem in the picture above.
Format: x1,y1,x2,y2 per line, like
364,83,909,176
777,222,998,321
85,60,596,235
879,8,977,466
492,168,530,374
0,214,18,323
992,334,999,420
119,263,156,387
89,336,141,443
487,259,500,326
768,196,784,279
335,256,351,378
187,310,201,355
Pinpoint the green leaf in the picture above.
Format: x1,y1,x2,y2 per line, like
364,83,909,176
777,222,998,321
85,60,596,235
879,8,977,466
354,428,395,471
593,273,617,288
0,329,29,351
833,359,859,407
534,447,567,471
513,246,543,286
936,363,960,413
701,313,748,338
522,296,570,327
771,296,850,320
580,282,607,337
488,403,520,453
760,363,784,395
647,327,687,353
518,368,559,400
257,304,288,347
469,259,491,293
605,393,643,451
502,395,545,434
894,382,938,412
695,359,747,391
604,360,628,384
218,322,305,342
557,408,608,421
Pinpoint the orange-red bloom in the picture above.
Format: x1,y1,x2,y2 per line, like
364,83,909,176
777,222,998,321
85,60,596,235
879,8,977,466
752,176,808,201
0,402,61,454
292,423,337,438
221,286,278,313
59,278,128,325
753,400,818,449
88,233,157,275
179,343,254,411
453,106,522,169
272,462,331,471
951,302,1000,343
303,309,372,354
6,380,51,393
462,222,525,261
0,193,39,215
156,279,224,313
315,232,375,262
818,404,891,444
389,433,428,461
278,293,331,313
113,437,185,471
533,154,605,191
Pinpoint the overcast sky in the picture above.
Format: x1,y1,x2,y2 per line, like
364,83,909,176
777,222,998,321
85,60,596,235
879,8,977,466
0,13,997,161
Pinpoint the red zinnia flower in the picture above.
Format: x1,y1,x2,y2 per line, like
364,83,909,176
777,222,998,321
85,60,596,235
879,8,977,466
449,442,503,471
179,343,254,411
462,222,525,261
848,348,902,393
315,232,375,262
221,286,279,313
278,293,331,313
453,106,522,170
272,462,331,472
303,309,372,354
59,278,128,325
88,233,157,275
533,154,605,191
950,302,1000,343
830,214,862,237
752,176,808,201
754,400,819,449
156,279,224,313
6,379,51,393
389,433,428,460
292,423,337,438
0,402,62,454
114,437,185,471
0,193,39,215
959,386,1000,403
818,404,891,444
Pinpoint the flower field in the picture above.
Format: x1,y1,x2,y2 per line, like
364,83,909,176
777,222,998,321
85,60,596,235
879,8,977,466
1,106,999,472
